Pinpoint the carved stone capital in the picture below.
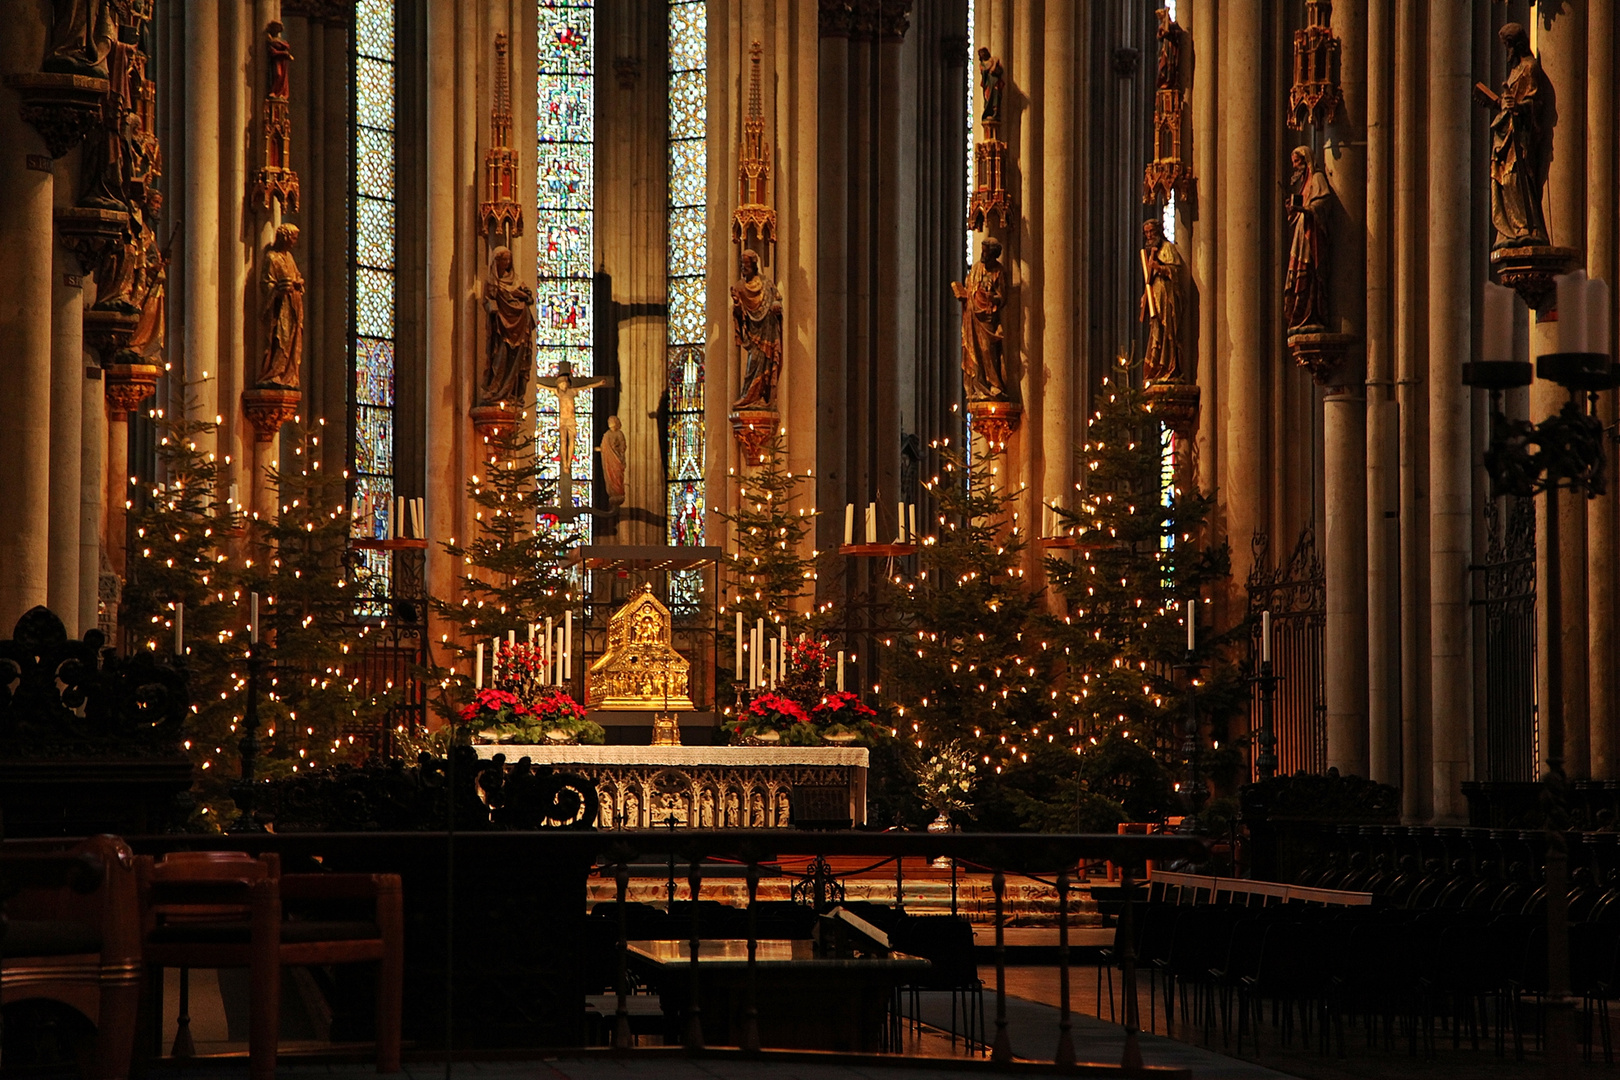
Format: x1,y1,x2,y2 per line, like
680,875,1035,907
84,308,140,363
4,72,108,159
966,398,1022,452
729,409,778,466
104,362,161,420
1143,381,1202,436
55,205,129,275
1491,244,1581,313
242,385,301,443
1287,330,1360,389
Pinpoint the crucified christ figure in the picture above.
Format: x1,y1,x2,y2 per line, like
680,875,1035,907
536,360,615,482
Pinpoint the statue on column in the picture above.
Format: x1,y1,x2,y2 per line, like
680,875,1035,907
258,224,305,388
730,248,784,409
479,245,536,405
1139,218,1185,384
1475,23,1553,250
1283,145,1333,332
1154,7,1182,92
537,361,613,481
44,0,116,76
597,415,627,508
122,225,167,361
977,47,1004,125
954,238,1007,401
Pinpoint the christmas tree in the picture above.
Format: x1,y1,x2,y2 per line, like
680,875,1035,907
717,432,820,638
430,419,577,720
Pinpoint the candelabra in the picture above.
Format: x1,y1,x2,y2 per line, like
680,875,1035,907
1464,273,1613,1075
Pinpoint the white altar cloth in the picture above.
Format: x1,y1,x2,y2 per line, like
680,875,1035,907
472,745,869,768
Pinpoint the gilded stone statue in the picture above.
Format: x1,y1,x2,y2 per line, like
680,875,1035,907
1475,23,1553,250
1284,146,1333,332
258,224,305,388
953,238,1007,401
479,245,536,405
977,47,1004,125
1139,218,1185,384
596,415,627,508
730,248,784,410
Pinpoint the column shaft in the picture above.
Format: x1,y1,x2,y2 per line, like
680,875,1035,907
1427,0,1473,822
1587,0,1618,778
425,0,461,635
1040,0,1073,590
183,0,221,458
0,0,55,631
49,240,84,634
80,368,106,634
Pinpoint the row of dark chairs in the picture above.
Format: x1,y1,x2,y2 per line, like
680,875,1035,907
1103,892,1620,1061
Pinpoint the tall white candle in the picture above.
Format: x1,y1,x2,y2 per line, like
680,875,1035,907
844,503,854,545
545,616,553,674
865,503,877,544
909,503,917,542
555,630,565,685
1483,282,1516,364
249,592,259,644
491,636,500,682
768,638,777,689
755,619,765,687
174,601,184,655
475,643,484,689
896,501,906,543
528,622,536,646
1559,270,1590,353
1187,602,1195,652
779,629,788,683
735,611,744,676
564,611,573,679
1261,610,1272,665
1588,277,1611,355
750,628,760,689
412,497,424,538
837,650,845,692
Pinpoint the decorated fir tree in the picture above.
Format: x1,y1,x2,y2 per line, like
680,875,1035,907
717,433,819,638
430,420,577,718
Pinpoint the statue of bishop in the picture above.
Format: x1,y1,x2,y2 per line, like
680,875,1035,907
954,238,1008,401
258,224,305,388
730,249,784,410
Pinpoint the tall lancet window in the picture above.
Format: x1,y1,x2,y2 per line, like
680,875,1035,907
666,0,707,571
536,0,595,529
351,0,398,610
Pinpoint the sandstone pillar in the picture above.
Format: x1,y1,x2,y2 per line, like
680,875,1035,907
424,0,461,629
80,364,106,634
1039,0,1073,596
182,0,221,463
1587,0,1618,778
49,237,84,634
0,0,56,631
1427,0,1473,821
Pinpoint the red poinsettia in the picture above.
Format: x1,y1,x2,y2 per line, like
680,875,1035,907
458,687,527,725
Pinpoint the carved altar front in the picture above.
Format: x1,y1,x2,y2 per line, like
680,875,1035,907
472,745,868,831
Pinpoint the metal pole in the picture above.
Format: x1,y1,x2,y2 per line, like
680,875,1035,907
1055,868,1075,1066
1119,860,1143,1070
991,869,1011,1062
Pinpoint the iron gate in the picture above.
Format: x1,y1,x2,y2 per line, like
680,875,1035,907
1470,495,1537,782
1246,527,1327,777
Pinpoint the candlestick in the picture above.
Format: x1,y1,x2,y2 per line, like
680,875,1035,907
555,630,565,686
769,638,777,690
749,627,758,689
528,622,536,647
844,504,854,545
249,592,259,644
1186,601,1195,652
865,503,877,544
909,503,917,542
565,611,573,680
896,500,906,543
545,616,554,676
475,643,484,690
735,611,744,677
411,497,423,539
779,629,787,684
837,650,845,692
174,601,184,655
1261,610,1271,664
491,636,500,682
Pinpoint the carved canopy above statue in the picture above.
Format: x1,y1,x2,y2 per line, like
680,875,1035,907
586,586,695,711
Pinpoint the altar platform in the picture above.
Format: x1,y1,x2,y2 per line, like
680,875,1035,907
472,744,869,829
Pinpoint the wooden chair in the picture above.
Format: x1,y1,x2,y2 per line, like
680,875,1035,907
137,850,402,1078
0,835,142,1079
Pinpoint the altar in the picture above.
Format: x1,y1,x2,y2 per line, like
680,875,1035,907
471,745,868,830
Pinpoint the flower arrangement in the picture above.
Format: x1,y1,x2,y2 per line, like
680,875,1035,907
811,690,880,744
917,742,978,817
463,643,604,745
733,691,813,744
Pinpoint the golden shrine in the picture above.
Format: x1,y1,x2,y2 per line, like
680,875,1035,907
586,586,695,711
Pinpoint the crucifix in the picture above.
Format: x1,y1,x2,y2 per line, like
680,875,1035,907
536,359,615,516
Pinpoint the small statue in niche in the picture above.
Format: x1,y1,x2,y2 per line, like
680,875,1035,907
123,226,167,361
699,789,715,828
1474,23,1553,250
1154,6,1182,91
1139,217,1185,384
775,790,791,827
596,415,627,508
258,224,305,388
724,790,740,827
1283,145,1333,332
479,245,536,405
953,238,1007,401
265,20,293,101
730,248,783,410
44,0,116,76
537,360,614,481
91,206,147,314
621,789,640,829
977,47,1004,126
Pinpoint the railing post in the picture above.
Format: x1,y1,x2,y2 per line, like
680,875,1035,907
1119,860,1143,1070
613,859,631,1049
683,856,704,1049
991,869,1011,1062
1056,868,1074,1067
743,859,761,1053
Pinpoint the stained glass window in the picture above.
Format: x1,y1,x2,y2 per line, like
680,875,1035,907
667,0,707,609
537,0,595,537
351,0,396,612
